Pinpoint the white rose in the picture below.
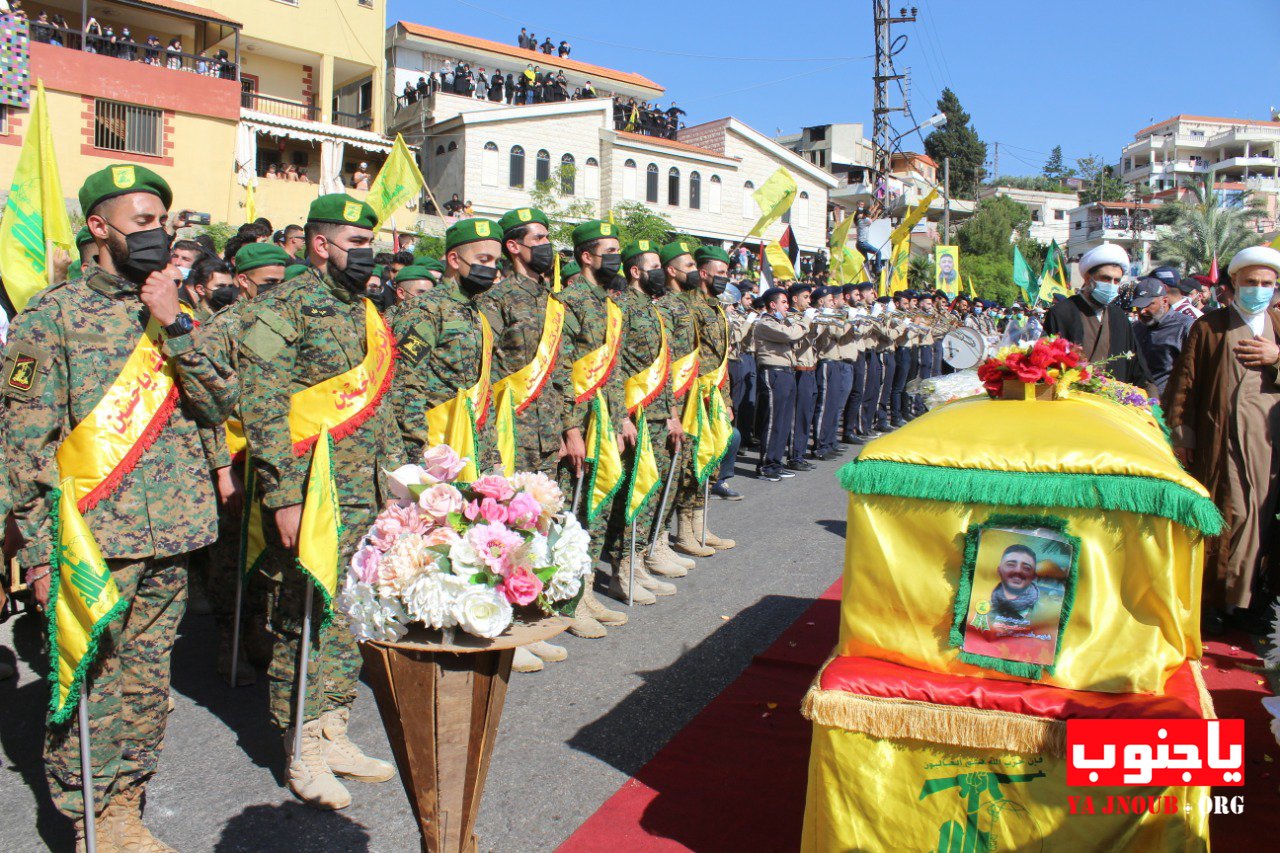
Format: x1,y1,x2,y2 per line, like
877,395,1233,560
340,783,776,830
545,514,593,601
450,586,512,639
403,573,458,630
385,464,430,500
448,535,483,577
337,576,408,643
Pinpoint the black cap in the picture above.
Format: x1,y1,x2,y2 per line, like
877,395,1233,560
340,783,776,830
1130,276,1168,309
1148,265,1181,291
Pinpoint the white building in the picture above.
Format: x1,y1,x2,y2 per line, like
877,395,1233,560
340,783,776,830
1119,114,1280,197
977,185,1079,246
1065,201,1161,283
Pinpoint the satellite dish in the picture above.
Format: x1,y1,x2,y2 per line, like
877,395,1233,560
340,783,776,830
941,327,989,369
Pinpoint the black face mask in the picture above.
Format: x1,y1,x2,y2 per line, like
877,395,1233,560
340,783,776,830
108,223,170,284
604,272,626,292
679,267,701,291
642,267,666,297
709,275,729,296
460,263,498,295
527,243,555,275
209,285,240,311
597,253,622,279
330,244,376,292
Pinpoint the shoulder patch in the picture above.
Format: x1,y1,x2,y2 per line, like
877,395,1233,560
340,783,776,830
240,319,287,362
255,305,299,343
398,328,431,366
302,304,336,319
1,344,53,400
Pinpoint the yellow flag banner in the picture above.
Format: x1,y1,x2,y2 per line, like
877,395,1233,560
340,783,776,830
748,168,798,237
47,480,128,725
764,241,797,281
889,238,910,293
877,264,889,298
624,411,661,524
584,395,624,522
297,428,342,620
696,386,733,485
366,133,426,230
552,253,563,293
245,182,257,225
494,384,519,476
680,383,707,478
428,390,482,483
829,212,857,254
934,245,960,297
967,275,978,298
838,246,868,285
889,187,939,247
0,80,75,312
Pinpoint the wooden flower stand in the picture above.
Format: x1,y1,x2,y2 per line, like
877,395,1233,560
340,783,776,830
359,616,570,853
1002,379,1058,401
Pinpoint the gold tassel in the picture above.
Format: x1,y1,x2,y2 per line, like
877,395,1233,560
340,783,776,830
1191,660,1217,720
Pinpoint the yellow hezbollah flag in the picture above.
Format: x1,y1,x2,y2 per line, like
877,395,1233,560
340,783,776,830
1038,240,1072,303
0,80,74,312
552,253,563,293
625,412,661,523
366,133,426,230
244,182,257,225
47,480,127,725
764,241,797,281
584,396,624,522
748,167,797,237
297,428,342,614
429,390,482,483
838,246,868,285
239,458,267,579
877,263,889,298
829,212,857,255
889,238,910,292
889,187,939,247
967,275,978,298
696,386,733,484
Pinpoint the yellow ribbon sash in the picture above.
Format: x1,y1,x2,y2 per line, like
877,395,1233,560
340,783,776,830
224,417,248,461
571,298,623,403
426,313,494,482
55,318,178,511
493,297,565,475
670,348,700,401
625,314,669,415
287,299,396,455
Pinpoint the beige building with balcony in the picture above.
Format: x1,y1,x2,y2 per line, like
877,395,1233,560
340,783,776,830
1065,201,1162,283
1119,114,1280,200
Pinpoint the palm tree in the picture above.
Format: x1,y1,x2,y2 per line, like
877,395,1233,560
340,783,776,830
907,253,935,291
1153,172,1267,273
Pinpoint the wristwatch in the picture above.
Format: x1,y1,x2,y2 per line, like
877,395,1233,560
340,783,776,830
163,314,194,338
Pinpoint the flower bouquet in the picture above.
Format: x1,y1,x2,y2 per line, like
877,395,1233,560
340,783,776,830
338,444,593,643
976,336,1090,399
1073,372,1157,411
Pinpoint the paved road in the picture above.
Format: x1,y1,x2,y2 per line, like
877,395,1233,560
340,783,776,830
0,449,853,852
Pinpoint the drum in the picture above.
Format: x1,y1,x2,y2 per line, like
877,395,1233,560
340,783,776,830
940,327,989,369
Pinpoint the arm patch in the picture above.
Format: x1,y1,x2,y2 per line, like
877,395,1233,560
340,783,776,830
1,344,53,400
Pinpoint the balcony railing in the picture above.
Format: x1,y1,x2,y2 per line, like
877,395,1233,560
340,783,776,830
30,23,238,79
334,110,373,131
242,92,319,122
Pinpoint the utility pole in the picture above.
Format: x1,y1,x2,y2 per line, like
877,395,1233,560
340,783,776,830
872,1,916,177
992,142,999,182
943,156,951,243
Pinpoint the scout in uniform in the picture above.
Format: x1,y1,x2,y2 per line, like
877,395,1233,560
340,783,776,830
3,165,230,850
238,194,400,810
787,283,818,471
811,285,853,460
753,287,806,481
390,259,442,307
555,220,632,638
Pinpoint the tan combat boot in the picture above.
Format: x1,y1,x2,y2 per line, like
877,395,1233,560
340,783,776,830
607,554,657,605
527,640,568,662
632,550,677,596
645,540,688,578
74,811,121,853
673,507,715,557
579,580,629,625
652,533,695,571
320,708,396,783
102,787,174,852
693,507,735,550
566,603,608,639
513,646,545,672
286,720,352,809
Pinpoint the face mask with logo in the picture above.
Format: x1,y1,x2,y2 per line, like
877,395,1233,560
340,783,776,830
527,243,555,274
107,222,171,284
642,267,666,297
460,262,498,295
1237,286,1276,315
329,244,375,292
1091,282,1119,305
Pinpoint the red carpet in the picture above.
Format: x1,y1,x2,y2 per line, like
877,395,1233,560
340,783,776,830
558,580,1278,852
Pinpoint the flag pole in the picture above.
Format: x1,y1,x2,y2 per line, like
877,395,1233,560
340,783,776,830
700,477,711,549
571,467,586,517
627,517,636,607
648,443,682,552
229,570,244,687
291,583,315,763
79,681,97,853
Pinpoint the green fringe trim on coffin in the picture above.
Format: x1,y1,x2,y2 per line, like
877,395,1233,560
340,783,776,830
838,459,1223,537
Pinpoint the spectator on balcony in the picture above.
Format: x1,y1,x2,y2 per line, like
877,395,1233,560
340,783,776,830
518,28,530,49
540,37,554,54
402,81,416,106
145,34,161,65
353,163,371,191
582,80,596,99
558,40,571,57
464,200,475,216
283,164,301,182
489,70,504,102
444,194,465,216
528,33,537,52
118,28,136,61
265,163,281,180
417,76,431,99
474,68,489,100
30,11,51,44
166,37,182,70
84,16,102,53
505,72,516,103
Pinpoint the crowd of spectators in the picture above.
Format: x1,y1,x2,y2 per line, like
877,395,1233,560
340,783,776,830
612,98,685,140
399,62,602,110
516,28,570,57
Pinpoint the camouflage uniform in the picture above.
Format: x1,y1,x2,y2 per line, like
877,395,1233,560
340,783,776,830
602,288,674,561
653,290,700,529
237,268,404,730
676,289,731,509
475,272,572,475
389,277,499,471
554,278,627,560
1,269,225,819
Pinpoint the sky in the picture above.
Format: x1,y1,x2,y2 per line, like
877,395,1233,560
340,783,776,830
389,0,1280,175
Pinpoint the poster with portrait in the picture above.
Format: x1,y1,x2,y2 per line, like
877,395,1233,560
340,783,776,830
934,245,960,297
951,519,1077,677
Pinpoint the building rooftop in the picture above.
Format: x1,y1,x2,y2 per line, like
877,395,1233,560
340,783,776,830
395,22,664,95
141,0,242,27
1135,114,1280,137
616,131,730,159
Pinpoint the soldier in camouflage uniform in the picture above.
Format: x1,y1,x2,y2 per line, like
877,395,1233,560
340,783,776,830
389,218,501,472
238,194,400,810
601,240,687,606
2,165,230,850
475,207,575,671
555,220,634,638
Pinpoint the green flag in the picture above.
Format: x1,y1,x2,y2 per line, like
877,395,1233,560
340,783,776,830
1038,240,1071,304
1013,245,1034,303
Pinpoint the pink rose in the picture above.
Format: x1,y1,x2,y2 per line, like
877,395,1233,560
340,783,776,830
422,444,467,483
471,474,515,503
352,546,382,584
501,567,543,606
421,526,460,547
418,483,464,523
505,492,541,529
478,497,508,524
462,499,482,521
468,522,524,575
369,502,430,550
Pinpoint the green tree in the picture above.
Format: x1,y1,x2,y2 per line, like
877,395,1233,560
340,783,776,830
1153,173,1268,274
907,252,934,291
195,222,237,254
608,201,682,247
924,88,988,199
409,233,445,262
1075,154,1126,203
992,175,1074,195
1042,145,1066,182
956,195,1032,257
529,167,597,247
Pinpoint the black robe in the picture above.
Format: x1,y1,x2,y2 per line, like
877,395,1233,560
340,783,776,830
1043,294,1154,388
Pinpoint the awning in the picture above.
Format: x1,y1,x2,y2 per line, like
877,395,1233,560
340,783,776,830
118,0,242,28
240,110,394,154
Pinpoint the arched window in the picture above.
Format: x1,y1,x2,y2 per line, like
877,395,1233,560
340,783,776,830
509,145,525,188
622,159,637,201
561,153,576,195
795,191,809,227
689,171,701,210
708,175,722,214
536,149,551,184
742,180,756,220
447,141,458,152
646,164,659,203
668,167,681,206
481,141,499,187
584,157,601,199
435,145,445,156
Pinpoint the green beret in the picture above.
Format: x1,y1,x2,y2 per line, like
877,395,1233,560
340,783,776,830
372,264,386,280
621,240,660,267
307,193,377,230
695,245,731,267
75,226,94,248
79,164,172,215
417,257,445,273
394,264,438,283
571,220,619,247
561,260,581,279
445,218,502,251
498,207,549,234
659,240,696,267
234,242,292,274
284,263,312,281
